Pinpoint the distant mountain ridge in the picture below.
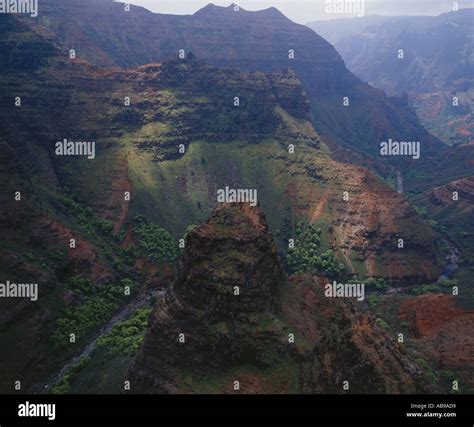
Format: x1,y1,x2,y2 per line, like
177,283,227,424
307,9,474,146
21,0,449,175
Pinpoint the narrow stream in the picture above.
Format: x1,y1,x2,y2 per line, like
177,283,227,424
396,170,404,194
29,289,165,394
438,239,460,282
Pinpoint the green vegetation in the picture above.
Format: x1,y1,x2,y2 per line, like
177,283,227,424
414,206,428,218
409,279,457,296
126,138,290,248
438,278,458,288
368,295,380,307
96,307,152,357
415,356,439,385
410,284,441,296
50,357,91,395
49,306,153,394
134,215,179,263
184,224,197,239
365,277,387,291
375,318,389,330
56,193,117,240
51,299,118,350
51,276,137,350
286,223,345,279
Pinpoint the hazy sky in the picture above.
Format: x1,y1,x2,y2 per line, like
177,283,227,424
125,0,473,23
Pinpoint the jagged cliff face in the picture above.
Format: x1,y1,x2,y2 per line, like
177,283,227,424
23,0,446,167
129,204,434,393
0,16,442,285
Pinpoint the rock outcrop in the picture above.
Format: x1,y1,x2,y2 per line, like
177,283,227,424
129,203,287,392
129,204,435,393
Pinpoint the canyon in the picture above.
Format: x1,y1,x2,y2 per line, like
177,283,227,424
0,0,471,394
